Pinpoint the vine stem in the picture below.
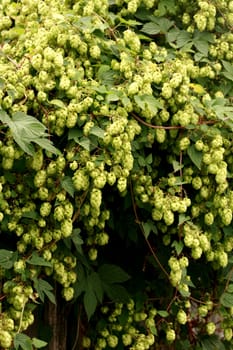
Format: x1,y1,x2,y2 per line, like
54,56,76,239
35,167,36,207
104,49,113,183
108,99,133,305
131,112,217,130
129,179,170,280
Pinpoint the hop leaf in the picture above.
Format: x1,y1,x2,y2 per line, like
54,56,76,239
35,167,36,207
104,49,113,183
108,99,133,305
0,110,60,156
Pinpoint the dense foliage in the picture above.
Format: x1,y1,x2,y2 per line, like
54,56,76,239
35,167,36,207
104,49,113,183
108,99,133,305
0,0,233,349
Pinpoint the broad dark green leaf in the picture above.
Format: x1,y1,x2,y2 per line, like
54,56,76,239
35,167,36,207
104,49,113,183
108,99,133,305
14,333,33,350
33,278,55,304
22,211,40,220
71,228,83,252
0,249,17,269
84,288,97,320
201,335,225,350
157,310,169,317
88,271,104,303
27,253,52,267
90,125,105,139
171,240,184,255
141,22,160,35
49,99,66,108
77,137,91,151
103,283,130,303
193,40,209,56
0,110,60,156
68,128,83,141
220,292,233,307
187,144,202,170
32,338,47,349
61,176,75,197
98,264,130,284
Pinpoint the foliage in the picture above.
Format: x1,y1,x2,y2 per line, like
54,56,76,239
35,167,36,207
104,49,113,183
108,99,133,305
0,0,233,349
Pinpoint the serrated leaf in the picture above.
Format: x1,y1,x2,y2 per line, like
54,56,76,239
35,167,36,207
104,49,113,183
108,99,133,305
178,214,191,226
98,264,130,284
176,31,192,48
14,333,33,350
90,125,105,139
222,60,233,75
172,160,184,172
187,144,202,170
71,228,83,252
157,310,169,317
103,283,130,303
106,92,120,103
22,211,40,220
141,22,160,35
61,176,75,197
0,110,59,156
220,292,233,307
33,137,61,156
32,338,47,349
134,94,162,115
27,252,52,267
68,128,83,141
171,240,184,255
142,221,157,239
77,137,91,151
33,278,55,304
88,271,104,303
201,335,225,350
0,77,5,89
84,288,97,320
97,65,116,86
0,249,17,269
193,40,209,56
43,288,56,304
49,99,66,108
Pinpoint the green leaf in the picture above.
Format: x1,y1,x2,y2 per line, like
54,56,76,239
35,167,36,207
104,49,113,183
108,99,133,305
176,31,192,48
141,22,160,35
0,249,17,269
49,99,66,108
22,211,40,220
68,128,83,142
88,271,104,303
33,137,61,156
89,125,105,139
220,292,233,307
0,110,60,156
171,240,184,255
157,310,169,317
222,60,233,78
97,65,116,86
172,160,184,173
77,137,92,151
0,78,5,89
134,95,162,115
193,40,209,56
142,220,157,239
178,214,191,226
200,335,225,350
61,176,75,197
84,288,98,320
103,283,130,303
14,333,33,350
71,228,83,252
98,264,130,284
187,144,202,170
33,278,55,304
32,338,47,349
27,252,52,268
43,289,56,304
